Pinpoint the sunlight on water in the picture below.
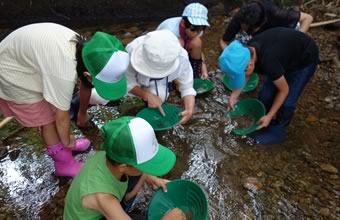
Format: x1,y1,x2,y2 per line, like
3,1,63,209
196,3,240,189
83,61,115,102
0,143,58,219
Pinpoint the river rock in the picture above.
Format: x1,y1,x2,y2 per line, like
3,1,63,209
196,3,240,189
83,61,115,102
325,103,334,109
306,114,318,123
319,118,328,124
243,177,263,192
335,103,340,111
329,174,339,180
319,208,330,216
324,97,332,103
298,203,313,216
320,163,338,174
336,76,340,85
126,26,140,33
121,37,134,46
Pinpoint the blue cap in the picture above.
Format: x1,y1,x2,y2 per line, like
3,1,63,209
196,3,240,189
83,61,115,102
219,41,251,90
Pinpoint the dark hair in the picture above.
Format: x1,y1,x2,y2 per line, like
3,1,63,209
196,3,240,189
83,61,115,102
74,34,94,89
106,154,122,166
236,1,266,34
182,16,207,32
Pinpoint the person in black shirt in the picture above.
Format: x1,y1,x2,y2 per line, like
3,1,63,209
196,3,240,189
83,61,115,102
220,0,313,49
219,27,319,144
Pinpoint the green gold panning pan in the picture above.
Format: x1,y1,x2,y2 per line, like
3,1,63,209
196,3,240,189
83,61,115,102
136,104,182,131
193,78,214,94
148,179,208,220
227,98,266,135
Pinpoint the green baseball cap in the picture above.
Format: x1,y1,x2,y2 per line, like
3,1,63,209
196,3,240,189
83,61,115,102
82,32,129,101
100,116,176,176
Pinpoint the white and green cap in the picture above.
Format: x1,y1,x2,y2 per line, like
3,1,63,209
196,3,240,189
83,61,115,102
82,32,129,101
101,116,176,176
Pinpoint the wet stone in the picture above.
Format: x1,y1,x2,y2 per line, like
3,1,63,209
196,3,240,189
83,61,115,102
320,163,338,174
243,177,263,193
257,171,264,177
55,189,66,199
298,203,313,216
324,97,332,103
121,37,134,46
319,208,330,217
126,26,140,33
319,118,328,124
306,114,319,123
306,187,318,196
335,103,340,111
263,215,275,220
336,76,340,85
317,189,331,201
325,103,335,109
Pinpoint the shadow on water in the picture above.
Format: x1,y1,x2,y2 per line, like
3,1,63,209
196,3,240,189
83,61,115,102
0,19,340,219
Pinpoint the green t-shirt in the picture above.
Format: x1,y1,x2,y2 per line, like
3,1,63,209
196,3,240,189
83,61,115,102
64,151,128,220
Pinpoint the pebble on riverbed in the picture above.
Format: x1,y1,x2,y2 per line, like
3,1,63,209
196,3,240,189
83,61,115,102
242,177,263,193
320,163,338,174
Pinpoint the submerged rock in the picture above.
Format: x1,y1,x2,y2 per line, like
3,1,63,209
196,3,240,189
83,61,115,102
320,164,338,174
319,207,330,216
242,177,263,193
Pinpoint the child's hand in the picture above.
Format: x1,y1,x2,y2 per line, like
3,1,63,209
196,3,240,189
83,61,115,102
146,175,169,192
201,67,209,80
256,114,273,130
227,96,238,111
161,208,186,220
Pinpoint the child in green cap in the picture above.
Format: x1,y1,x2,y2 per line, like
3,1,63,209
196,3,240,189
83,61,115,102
64,116,186,220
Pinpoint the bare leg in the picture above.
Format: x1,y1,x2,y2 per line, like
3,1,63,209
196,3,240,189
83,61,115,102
189,37,208,79
41,122,60,147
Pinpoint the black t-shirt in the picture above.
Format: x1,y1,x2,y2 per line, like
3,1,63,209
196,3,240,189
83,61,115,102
248,27,319,81
223,0,300,42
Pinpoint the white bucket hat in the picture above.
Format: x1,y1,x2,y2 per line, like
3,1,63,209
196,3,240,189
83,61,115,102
130,30,181,78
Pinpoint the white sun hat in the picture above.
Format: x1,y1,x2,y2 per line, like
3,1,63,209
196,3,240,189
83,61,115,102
130,30,181,78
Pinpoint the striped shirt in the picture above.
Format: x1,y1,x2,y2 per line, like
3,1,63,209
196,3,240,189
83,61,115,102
0,23,78,111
